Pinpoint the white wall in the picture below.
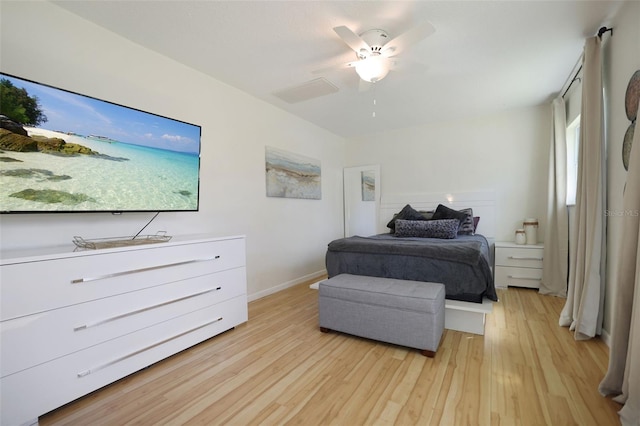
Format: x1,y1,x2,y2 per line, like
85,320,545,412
602,0,640,337
0,1,346,299
345,105,550,242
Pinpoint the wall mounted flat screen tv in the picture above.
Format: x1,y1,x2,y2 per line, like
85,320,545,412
0,72,201,213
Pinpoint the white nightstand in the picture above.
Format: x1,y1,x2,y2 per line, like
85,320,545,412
494,241,544,289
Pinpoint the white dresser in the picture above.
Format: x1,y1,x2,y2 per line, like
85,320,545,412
494,241,544,289
0,234,247,426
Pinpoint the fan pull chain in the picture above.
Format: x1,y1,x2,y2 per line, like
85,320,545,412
371,83,378,118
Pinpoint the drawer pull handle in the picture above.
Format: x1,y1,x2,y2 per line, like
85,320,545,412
507,256,543,261
507,275,541,281
71,258,218,284
73,287,222,331
76,317,223,378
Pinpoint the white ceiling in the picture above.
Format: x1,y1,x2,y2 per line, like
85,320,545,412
53,1,623,138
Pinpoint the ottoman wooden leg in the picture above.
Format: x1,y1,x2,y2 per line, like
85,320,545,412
421,349,436,358
320,327,331,333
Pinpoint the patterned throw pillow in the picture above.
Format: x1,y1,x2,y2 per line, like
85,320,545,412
457,208,475,235
386,204,425,232
394,219,460,239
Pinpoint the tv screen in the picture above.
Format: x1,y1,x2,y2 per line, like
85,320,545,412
0,72,201,213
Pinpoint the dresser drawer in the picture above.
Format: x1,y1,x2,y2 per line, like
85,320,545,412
495,266,542,289
1,295,247,426
1,238,245,320
1,266,245,378
495,247,543,269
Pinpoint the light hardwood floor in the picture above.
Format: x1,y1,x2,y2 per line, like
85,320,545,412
41,281,621,425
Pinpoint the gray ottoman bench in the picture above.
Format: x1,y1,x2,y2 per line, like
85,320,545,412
318,274,445,357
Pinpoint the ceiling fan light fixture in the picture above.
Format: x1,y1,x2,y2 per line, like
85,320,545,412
355,54,390,83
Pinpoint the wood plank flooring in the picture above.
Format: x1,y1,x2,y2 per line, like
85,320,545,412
40,282,622,425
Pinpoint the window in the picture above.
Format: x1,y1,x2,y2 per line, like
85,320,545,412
566,115,580,206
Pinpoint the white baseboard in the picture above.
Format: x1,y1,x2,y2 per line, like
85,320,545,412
309,280,322,290
248,270,327,302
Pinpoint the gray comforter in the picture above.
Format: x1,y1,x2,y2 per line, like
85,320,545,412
326,233,497,303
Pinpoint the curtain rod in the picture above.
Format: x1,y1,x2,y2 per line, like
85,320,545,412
561,26,613,98
598,26,613,39
562,65,582,98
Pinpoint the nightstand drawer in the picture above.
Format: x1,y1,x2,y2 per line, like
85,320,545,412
495,247,543,269
495,266,542,289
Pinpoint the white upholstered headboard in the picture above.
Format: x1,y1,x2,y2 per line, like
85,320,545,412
379,191,496,240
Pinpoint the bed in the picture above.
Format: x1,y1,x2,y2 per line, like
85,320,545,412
326,233,497,303
323,191,498,335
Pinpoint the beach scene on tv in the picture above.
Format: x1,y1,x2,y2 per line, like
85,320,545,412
0,74,201,212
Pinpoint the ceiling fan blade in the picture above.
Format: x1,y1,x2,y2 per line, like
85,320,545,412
311,60,359,75
333,26,370,55
312,63,347,75
381,21,435,57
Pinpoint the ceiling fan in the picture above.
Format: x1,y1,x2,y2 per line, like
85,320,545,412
331,21,435,85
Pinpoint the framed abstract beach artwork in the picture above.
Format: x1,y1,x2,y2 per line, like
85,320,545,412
361,170,375,201
265,146,321,199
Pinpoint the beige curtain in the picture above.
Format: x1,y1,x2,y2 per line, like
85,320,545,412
599,98,640,425
540,97,569,297
559,36,606,340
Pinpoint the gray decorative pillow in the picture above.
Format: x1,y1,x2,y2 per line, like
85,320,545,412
394,219,460,239
386,204,425,232
432,204,475,235
419,210,435,220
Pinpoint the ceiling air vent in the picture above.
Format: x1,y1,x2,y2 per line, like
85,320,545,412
272,78,338,104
